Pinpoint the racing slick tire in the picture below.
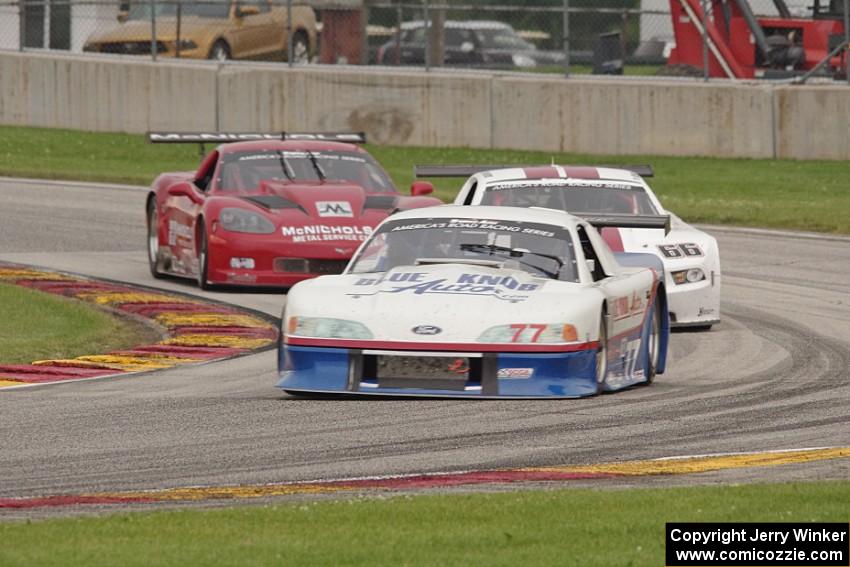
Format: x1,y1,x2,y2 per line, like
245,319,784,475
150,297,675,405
595,312,609,395
147,201,165,279
197,224,213,291
644,298,662,384
209,40,231,62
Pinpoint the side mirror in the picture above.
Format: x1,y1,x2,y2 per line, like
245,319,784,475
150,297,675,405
167,182,203,204
410,181,434,197
236,4,260,17
460,41,475,53
585,259,596,274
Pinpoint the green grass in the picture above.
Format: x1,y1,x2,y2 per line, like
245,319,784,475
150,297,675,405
0,283,152,364
2,481,848,566
1,125,849,233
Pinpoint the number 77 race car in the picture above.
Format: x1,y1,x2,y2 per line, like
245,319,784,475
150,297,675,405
417,164,721,330
278,205,670,398
145,132,442,289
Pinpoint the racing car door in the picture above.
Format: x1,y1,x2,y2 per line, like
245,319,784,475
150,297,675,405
161,153,214,276
576,223,654,383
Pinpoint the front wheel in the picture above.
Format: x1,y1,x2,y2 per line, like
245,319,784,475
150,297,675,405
595,313,609,395
147,201,165,279
289,31,310,64
644,299,662,384
196,224,212,290
209,40,231,62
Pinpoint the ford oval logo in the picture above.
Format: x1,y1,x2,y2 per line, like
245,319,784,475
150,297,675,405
412,325,442,335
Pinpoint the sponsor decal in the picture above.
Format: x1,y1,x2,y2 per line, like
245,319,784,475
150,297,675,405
610,291,645,320
698,307,715,316
317,201,354,218
351,271,540,302
281,225,372,243
390,219,556,238
497,368,534,379
411,325,442,335
488,180,638,192
167,220,193,246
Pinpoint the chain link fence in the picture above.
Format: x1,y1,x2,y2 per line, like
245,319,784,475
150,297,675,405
0,0,817,77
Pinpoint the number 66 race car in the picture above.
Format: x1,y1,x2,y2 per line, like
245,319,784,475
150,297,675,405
417,164,721,330
278,205,670,398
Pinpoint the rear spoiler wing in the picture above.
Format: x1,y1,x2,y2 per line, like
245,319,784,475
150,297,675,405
414,164,654,178
576,212,671,235
147,132,367,144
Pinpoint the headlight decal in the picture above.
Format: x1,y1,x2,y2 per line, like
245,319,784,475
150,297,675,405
478,323,578,344
219,208,275,234
286,316,373,340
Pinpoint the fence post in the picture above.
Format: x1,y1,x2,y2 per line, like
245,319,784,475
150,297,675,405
18,0,28,50
176,1,182,58
394,0,402,65
287,0,293,66
700,0,708,81
844,0,849,84
563,0,570,77
423,0,429,71
151,0,157,62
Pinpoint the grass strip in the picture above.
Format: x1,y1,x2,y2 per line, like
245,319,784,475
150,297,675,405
0,283,151,365
1,481,848,566
1,125,848,233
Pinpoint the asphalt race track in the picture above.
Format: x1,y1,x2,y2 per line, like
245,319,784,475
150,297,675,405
1,177,849,503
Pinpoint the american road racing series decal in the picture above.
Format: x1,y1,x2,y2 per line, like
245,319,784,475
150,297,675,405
351,271,541,302
390,218,556,238
497,368,535,379
487,180,639,192
282,225,373,243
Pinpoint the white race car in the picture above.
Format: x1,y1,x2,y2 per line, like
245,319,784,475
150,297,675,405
277,205,670,398
418,164,721,329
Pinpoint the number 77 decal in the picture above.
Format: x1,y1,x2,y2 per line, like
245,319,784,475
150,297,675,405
510,324,547,342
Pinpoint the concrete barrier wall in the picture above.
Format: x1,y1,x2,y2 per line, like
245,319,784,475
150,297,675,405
1,50,848,160
0,51,217,133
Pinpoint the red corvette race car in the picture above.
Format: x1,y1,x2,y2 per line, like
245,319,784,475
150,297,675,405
145,132,441,289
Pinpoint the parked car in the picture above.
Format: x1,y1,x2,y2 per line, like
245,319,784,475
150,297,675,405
375,20,564,69
83,0,317,62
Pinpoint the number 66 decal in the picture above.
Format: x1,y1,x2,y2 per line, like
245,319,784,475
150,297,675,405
658,243,703,259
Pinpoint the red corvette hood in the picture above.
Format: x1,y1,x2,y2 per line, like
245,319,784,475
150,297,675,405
238,182,398,244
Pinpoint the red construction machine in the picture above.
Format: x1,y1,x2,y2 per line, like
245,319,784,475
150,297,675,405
666,0,849,79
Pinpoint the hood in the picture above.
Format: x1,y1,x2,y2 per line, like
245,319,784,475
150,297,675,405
286,263,602,344
86,18,225,44
232,181,398,251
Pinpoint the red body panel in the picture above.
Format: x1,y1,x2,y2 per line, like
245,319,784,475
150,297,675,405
148,141,442,288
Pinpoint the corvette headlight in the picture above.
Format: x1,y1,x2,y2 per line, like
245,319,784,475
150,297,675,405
286,316,373,339
478,323,578,343
672,268,706,285
219,208,275,234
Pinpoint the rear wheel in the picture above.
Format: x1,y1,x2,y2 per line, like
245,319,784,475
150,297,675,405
147,201,164,279
595,313,609,395
197,224,212,290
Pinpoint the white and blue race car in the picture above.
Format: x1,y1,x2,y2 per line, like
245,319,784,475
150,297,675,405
419,164,721,330
277,205,670,398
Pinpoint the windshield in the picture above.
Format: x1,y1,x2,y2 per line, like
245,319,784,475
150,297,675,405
475,28,534,50
480,181,659,215
349,217,578,282
216,150,397,193
127,1,230,20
